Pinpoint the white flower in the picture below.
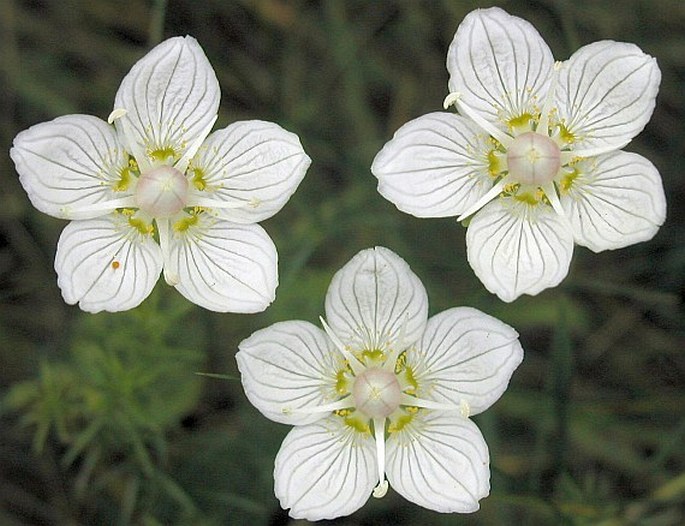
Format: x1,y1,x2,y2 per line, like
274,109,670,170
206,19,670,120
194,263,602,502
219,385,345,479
236,247,523,520
372,7,666,302
10,36,310,313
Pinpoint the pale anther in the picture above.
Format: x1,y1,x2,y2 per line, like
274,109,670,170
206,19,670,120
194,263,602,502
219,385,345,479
443,92,461,110
107,108,128,124
373,480,389,499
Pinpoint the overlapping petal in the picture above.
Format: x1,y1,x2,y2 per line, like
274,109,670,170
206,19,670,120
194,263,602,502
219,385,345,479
371,113,494,218
466,199,574,302
324,247,428,354
410,307,523,415
188,120,310,223
446,7,554,128
114,36,220,164
10,115,129,220
169,215,277,313
274,417,376,521
560,151,666,252
55,214,163,313
236,321,340,425
386,411,489,513
555,41,660,153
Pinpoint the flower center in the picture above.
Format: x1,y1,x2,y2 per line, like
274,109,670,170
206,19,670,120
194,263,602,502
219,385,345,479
352,367,401,419
134,165,189,218
506,131,561,186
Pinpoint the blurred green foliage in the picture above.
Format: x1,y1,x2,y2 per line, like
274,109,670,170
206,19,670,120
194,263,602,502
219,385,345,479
3,291,206,523
0,0,683,525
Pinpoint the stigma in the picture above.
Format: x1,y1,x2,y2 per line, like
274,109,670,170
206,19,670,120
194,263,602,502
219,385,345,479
134,165,189,218
506,131,561,186
352,367,401,419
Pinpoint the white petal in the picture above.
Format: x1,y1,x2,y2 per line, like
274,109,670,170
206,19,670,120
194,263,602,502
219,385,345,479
446,7,554,128
410,307,523,415
371,112,494,218
188,120,310,223
10,115,130,220
560,151,666,252
55,215,162,312
466,199,574,302
169,215,277,312
236,321,341,425
386,411,489,513
274,417,376,521
324,247,428,354
555,41,660,152
114,36,220,164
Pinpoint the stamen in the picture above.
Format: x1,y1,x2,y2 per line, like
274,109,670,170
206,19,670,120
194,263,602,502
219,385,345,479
400,393,461,412
444,92,514,148
320,317,364,376
383,313,409,373
541,182,566,218
175,116,218,174
157,218,180,286
110,109,153,173
372,417,389,499
537,61,562,135
565,143,626,160
288,398,353,415
188,196,252,210
70,196,137,216
456,178,508,221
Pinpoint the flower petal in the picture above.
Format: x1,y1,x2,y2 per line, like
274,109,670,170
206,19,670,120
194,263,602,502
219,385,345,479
560,151,666,252
168,215,277,312
236,321,341,425
371,112,494,218
55,214,163,312
274,416,376,521
466,199,574,302
386,411,489,513
10,115,130,220
555,41,660,152
188,120,310,223
114,36,220,164
324,247,428,354
410,307,523,415
446,7,554,128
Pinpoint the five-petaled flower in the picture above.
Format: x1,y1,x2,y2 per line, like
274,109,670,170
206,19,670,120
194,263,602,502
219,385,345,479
372,7,666,302
11,36,310,313
237,247,523,520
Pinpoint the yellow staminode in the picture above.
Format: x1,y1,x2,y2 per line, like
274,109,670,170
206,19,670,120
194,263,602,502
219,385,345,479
148,146,176,163
173,212,199,232
191,167,208,191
